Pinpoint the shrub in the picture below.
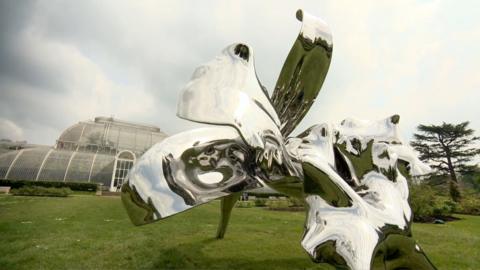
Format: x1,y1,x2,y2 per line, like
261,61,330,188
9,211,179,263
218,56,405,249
11,186,72,197
236,201,255,208
409,183,457,221
247,192,280,198
266,199,291,209
461,171,480,192
0,179,97,192
456,196,480,215
408,184,435,221
254,198,268,207
288,197,305,207
433,196,457,216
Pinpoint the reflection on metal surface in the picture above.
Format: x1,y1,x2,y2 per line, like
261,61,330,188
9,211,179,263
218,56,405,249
177,43,281,150
271,9,333,136
122,9,437,270
297,118,435,269
122,126,262,223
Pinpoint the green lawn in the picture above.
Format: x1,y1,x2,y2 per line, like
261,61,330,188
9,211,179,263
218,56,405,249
0,195,478,270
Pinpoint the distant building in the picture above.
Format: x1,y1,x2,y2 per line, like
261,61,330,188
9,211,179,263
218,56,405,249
0,117,167,191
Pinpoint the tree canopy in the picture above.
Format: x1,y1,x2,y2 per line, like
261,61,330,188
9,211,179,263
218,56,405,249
411,121,480,201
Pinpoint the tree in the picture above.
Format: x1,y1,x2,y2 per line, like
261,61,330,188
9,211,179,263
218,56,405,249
411,121,480,202
462,167,480,192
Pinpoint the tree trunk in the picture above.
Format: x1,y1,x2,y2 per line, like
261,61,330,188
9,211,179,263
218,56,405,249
446,154,461,202
449,180,461,202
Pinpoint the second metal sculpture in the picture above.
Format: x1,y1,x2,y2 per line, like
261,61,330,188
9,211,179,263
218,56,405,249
121,10,437,270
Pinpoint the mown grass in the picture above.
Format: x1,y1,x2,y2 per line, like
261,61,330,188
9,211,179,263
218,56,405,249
0,195,478,270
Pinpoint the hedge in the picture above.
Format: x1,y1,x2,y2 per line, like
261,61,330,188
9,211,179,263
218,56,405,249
254,198,268,207
235,201,255,208
246,192,281,198
0,179,97,192
455,195,480,215
11,186,72,197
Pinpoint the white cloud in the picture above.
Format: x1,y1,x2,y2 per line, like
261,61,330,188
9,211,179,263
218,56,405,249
0,118,24,141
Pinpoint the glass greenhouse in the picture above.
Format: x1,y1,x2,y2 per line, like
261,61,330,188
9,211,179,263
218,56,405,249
0,117,167,191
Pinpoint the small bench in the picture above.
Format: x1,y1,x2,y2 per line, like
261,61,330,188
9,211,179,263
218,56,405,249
0,186,11,194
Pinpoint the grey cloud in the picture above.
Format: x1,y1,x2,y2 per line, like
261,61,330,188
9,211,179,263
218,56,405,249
0,0,479,147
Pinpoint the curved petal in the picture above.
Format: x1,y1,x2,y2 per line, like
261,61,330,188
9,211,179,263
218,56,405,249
177,43,281,150
271,10,333,136
336,115,431,179
121,126,262,225
293,118,435,270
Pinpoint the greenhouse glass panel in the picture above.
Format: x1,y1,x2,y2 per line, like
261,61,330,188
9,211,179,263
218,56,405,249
7,148,50,181
37,150,74,181
0,151,20,179
79,124,105,148
118,127,137,151
58,124,84,144
85,144,99,153
106,126,120,151
90,153,114,186
135,131,151,153
65,152,95,182
57,142,76,151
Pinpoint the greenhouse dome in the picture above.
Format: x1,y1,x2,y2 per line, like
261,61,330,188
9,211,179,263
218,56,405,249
0,117,167,191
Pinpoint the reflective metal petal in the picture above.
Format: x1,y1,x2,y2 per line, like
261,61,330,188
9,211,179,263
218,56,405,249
294,118,435,270
177,43,281,150
121,126,262,225
271,9,333,136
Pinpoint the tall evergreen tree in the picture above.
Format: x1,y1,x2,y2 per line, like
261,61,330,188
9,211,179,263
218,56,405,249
411,121,480,202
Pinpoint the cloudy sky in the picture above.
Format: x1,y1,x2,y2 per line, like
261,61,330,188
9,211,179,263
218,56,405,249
0,0,479,146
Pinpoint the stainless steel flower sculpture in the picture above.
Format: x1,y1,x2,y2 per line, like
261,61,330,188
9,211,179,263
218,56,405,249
121,10,437,270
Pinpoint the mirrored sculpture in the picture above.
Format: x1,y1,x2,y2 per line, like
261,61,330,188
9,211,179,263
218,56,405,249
121,9,437,270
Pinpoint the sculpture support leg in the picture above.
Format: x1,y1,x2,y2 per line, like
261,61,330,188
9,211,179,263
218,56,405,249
216,192,241,239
